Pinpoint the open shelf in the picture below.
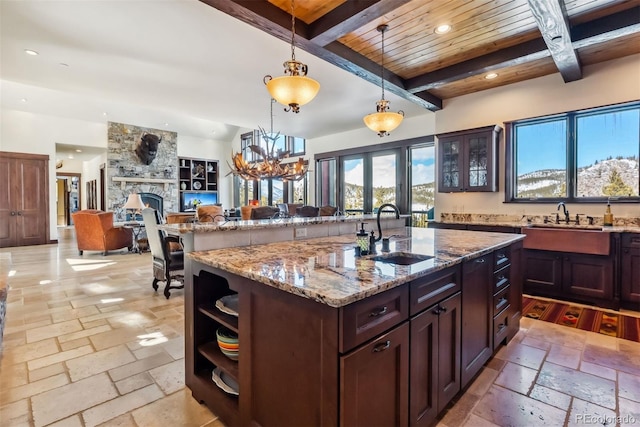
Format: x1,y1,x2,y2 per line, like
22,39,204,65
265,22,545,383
198,304,238,332
198,341,239,379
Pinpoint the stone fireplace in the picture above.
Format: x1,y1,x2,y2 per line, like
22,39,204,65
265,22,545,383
107,122,178,216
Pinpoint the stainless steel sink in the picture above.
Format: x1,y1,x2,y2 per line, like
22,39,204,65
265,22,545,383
370,252,434,265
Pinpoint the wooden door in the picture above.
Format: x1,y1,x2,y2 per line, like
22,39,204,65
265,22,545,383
621,234,640,307
341,322,409,427
562,254,614,300
0,152,49,247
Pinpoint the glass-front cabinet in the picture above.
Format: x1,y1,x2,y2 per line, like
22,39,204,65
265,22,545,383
437,125,501,192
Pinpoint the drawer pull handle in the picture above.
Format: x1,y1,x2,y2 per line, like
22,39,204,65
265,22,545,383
496,297,508,310
476,258,486,264
497,323,507,331
370,306,388,317
432,305,448,315
497,254,506,259
373,341,391,352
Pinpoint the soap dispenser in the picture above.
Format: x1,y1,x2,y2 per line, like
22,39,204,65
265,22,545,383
603,199,614,226
356,223,369,256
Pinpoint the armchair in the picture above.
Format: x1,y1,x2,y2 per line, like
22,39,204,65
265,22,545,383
72,210,133,255
142,208,184,299
296,205,320,217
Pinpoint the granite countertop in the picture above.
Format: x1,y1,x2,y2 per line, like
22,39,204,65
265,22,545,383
160,213,409,234
188,227,524,308
433,213,640,233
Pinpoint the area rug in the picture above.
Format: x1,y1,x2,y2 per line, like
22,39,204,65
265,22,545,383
522,296,640,343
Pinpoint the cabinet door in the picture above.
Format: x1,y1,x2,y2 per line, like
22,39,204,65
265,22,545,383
621,234,640,309
438,137,464,192
463,132,493,192
341,322,409,427
461,254,493,388
562,254,614,300
410,293,461,427
522,250,563,297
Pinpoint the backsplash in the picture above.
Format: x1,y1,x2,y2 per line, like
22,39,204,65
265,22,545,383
439,212,640,227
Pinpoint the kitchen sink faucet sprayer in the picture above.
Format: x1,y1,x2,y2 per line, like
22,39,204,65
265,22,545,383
374,203,400,246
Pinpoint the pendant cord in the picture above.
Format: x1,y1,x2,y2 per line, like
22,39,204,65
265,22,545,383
290,0,296,62
381,26,385,101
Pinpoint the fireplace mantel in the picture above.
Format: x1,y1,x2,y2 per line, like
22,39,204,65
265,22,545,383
112,177,174,191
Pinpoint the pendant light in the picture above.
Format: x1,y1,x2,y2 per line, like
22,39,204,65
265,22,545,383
264,0,320,114
363,24,404,137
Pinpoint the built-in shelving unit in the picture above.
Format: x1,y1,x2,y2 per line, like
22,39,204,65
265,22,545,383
178,157,219,212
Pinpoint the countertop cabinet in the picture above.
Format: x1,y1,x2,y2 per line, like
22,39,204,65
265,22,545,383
437,125,501,193
341,322,409,427
410,290,461,427
461,253,493,388
621,233,640,309
523,249,616,309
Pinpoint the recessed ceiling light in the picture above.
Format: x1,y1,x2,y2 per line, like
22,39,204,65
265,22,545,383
164,123,169,127
68,154,74,159
103,112,108,116
485,72,499,80
21,98,28,103
24,49,39,56
75,149,82,153
434,24,452,35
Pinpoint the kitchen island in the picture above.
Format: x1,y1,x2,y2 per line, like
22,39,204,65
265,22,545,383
185,227,525,427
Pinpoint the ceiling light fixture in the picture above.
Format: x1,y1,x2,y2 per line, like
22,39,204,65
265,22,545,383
434,24,452,34
264,0,320,114
485,72,499,80
363,24,404,137
228,98,308,181
21,98,27,103
24,49,39,56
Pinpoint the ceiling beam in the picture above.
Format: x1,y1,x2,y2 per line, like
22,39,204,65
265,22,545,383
308,0,412,47
527,0,582,82
198,0,442,111
406,9,640,93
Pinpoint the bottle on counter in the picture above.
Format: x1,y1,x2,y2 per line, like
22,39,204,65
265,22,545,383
603,199,614,226
356,223,369,256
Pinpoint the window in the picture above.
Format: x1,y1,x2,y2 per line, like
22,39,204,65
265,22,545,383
315,135,434,221
507,102,639,201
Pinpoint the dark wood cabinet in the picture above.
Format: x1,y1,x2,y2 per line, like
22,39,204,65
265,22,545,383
461,253,493,388
621,233,640,309
523,249,616,309
341,322,409,427
437,125,501,193
186,241,523,427
410,291,461,427
0,152,49,247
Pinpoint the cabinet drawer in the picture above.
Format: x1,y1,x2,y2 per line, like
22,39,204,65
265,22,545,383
340,285,409,353
494,247,511,270
622,234,640,248
493,307,511,350
493,285,510,316
410,265,461,316
494,265,510,293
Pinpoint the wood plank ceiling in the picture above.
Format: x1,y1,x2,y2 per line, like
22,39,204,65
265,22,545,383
200,0,640,111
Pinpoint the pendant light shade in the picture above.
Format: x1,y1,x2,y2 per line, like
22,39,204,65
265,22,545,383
364,24,404,137
264,0,319,113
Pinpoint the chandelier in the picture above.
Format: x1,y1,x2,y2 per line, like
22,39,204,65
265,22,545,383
264,0,320,113
363,24,404,137
228,98,308,182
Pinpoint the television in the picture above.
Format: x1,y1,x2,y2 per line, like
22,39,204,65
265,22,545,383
181,191,218,212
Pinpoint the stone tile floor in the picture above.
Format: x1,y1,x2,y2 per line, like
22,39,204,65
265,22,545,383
1,228,639,426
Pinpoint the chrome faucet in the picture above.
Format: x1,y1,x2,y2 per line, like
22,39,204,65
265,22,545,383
374,203,400,242
557,202,569,224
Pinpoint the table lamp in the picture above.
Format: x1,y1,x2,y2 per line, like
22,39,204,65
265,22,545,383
123,193,146,221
